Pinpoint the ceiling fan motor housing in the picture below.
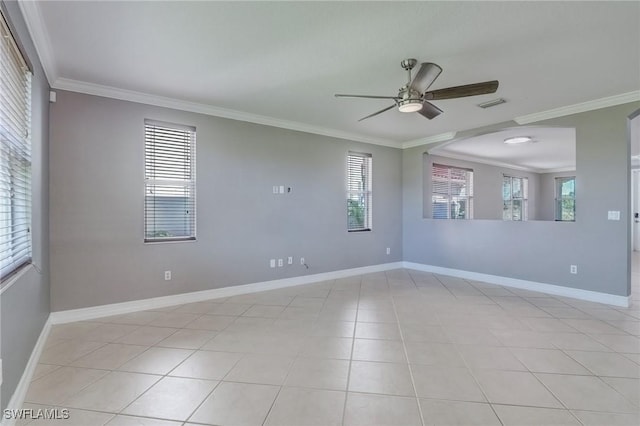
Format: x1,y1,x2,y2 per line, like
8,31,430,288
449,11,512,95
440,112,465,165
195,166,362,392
397,86,423,112
401,58,418,70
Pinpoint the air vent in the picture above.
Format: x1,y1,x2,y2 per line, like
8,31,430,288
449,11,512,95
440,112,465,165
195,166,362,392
477,98,506,109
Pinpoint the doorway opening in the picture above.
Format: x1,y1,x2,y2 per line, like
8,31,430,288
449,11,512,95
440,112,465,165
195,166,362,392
629,110,640,302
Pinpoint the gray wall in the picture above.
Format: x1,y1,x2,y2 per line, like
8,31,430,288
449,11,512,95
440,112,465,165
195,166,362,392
403,102,639,297
538,171,576,221
0,1,50,411
423,154,543,220
49,91,403,311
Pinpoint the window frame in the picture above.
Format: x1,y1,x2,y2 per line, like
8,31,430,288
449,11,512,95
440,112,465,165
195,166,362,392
502,175,529,221
0,9,33,282
144,120,197,243
555,176,576,222
347,151,372,232
431,163,474,220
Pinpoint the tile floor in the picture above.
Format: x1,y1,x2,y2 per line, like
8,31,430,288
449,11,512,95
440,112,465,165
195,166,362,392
18,268,640,426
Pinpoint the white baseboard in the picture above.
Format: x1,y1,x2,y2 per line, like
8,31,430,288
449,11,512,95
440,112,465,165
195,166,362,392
403,262,630,308
50,262,404,324
4,260,629,421
1,316,52,426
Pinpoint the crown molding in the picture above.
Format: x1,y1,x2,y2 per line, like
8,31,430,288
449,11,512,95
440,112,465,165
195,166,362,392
427,150,575,174
427,151,540,173
17,0,57,84
52,78,401,148
542,167,576,174
514,91,640,125
401,132,457,149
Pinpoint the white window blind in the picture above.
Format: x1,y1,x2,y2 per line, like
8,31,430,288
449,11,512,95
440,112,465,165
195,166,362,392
502,175,528,221
555,176,576,221
432,164,473,219
347,152,372,231
0,11,32,281
144,120,196,242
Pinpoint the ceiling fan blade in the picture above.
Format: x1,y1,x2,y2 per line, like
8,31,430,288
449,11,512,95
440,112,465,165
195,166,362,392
417,101,443,120
335,94,399,100
424,80,499,100
410,62,442,93
358,104,396,122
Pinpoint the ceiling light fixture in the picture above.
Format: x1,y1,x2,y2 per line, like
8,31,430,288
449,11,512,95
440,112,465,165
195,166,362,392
504,136,533,145
398,100,423,113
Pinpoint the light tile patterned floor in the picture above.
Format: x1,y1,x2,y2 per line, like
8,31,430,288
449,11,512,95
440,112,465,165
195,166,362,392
18,268,640,426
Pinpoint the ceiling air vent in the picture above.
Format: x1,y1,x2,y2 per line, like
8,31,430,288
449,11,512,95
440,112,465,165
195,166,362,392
477,98,506,109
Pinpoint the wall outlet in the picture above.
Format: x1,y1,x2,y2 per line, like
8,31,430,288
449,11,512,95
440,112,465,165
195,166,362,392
300,257,305,265
278,258,284,267
287,256,293,265
386,247,391,255
570,265,577,274
164,270,171,281
270,259,276,268
279,185,285,194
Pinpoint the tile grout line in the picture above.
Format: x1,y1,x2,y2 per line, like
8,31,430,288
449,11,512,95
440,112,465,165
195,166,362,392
388,272,427,426
554,347,640,410
261,278,339,426
339,276,363,426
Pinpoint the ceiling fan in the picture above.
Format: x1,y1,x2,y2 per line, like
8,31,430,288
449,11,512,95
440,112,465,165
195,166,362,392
335,59,499,122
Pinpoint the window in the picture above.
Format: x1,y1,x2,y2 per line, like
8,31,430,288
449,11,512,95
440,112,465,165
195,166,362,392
0,11,32,281
432,164,473,219
347,152,372,231
555,176,575,221
503,175,529,221
144,120,196,242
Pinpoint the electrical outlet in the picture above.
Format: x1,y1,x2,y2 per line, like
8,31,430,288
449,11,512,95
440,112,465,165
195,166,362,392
164,270,171,281
300,257,305,265
570,265,577,274
386,247,391,255
278,258,284,267
287,256,293,265
270,259,276,268
279,185,285,194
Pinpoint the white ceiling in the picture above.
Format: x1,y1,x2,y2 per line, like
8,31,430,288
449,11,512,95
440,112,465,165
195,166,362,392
24,1,640,147
430,127,576,172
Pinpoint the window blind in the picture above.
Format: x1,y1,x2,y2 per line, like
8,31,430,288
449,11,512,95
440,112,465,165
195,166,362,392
502,175,529,221
432,164,473,219
0,11,32,281
144,120,196,242
347,152,372,231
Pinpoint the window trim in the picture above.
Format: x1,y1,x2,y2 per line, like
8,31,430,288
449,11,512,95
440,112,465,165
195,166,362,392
0,9,33,283
347,151,372,232
555,176,576,222
143,119,197,243
431,163,474,220
502,175,529,221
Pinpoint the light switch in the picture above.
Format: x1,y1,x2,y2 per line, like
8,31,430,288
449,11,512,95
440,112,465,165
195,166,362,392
607,211,621,221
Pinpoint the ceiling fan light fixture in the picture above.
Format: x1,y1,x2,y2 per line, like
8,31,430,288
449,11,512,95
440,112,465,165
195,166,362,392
504,136,533,145
398,100,422,113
